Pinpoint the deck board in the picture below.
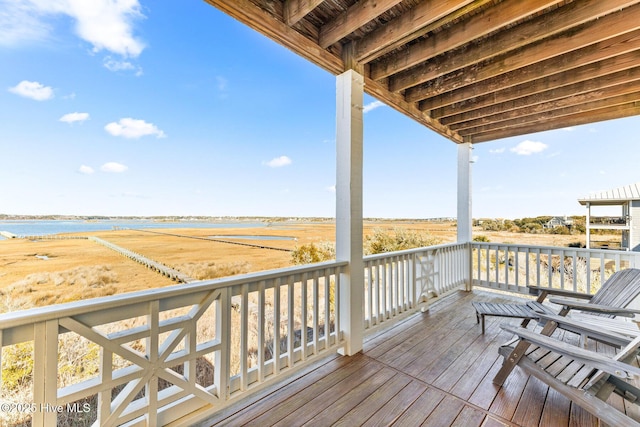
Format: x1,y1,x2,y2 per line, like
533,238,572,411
198,289,631,427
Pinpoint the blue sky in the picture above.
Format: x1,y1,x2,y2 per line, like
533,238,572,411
1,1,638,219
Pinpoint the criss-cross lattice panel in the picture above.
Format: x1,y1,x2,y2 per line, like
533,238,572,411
49,288,225,426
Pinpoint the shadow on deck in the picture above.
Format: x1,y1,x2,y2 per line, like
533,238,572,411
198,290,613,426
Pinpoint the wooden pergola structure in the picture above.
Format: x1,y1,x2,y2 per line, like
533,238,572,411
205,0,640,144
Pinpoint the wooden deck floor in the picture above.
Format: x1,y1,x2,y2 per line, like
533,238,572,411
199,290,618,427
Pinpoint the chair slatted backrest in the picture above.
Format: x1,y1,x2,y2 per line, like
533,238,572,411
589,269,640,316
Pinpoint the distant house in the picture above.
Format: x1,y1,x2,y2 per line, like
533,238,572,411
543,216,573,229
578,182,640,251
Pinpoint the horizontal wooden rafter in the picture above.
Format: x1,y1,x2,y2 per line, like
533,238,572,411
457,89,640,137
471,103,640,143
441,66,640,127
284,0,324,25
369,0,564,81
396,0,640,95
430,45,640,119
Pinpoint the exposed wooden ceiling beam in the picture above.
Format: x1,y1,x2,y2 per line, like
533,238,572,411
441,66,640,126
284,0,324,25
365,77,463,143
458,90,640,137
419,30,640,113
391,0,640,93
471,103,640,143
413,4,640,104
353,0,481,63
369,0,563,81
319,0,405,49
433,49,640,120
205,0,343,75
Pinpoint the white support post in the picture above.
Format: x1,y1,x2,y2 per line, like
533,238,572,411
457,142,473,291
586,202,591,249
457,142,473,243
336,69,364,356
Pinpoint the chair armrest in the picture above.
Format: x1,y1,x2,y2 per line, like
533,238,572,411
535,313,632,347
526,286,593,300
501,325,640,380
548,298,640,318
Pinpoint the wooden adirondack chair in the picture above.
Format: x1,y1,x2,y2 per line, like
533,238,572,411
493,268,640,385
474,268,640,334
498,323,640,427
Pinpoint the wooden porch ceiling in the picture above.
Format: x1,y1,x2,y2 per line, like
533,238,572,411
204,0,640,144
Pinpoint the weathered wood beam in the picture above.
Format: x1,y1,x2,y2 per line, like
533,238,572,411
394,0,640,94
364,77,463,143
457,89,640,136
354,0,481,63
369,0,563,81
284,0,324,25
433,49,640,120
204,0,344,75
413,3,640,106
441,66,640,126
319,0,405,49
471,103,640,143
420,30,640,113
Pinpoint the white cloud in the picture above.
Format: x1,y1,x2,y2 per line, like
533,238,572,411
105,118,166,139
489,148,505,154
363,100,385,113
26,0,145,57
60,112,89,123
264,156,292,168
326,185,336,193
510,140,548,155
8,80,54,100
78,165,94,174
561,127,575,132
103,57,143,75
101,162,128,173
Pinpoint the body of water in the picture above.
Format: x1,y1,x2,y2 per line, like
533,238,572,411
0,220,267,239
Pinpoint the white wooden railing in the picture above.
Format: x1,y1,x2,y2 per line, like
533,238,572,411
471,242,640,295
0,261,345,427
7,240,637,426
362,242,470,332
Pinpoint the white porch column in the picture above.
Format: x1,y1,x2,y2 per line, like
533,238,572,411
457,142,473,243
586,202,591,249
336,69,364,356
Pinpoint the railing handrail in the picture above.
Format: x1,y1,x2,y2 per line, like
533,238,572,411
363,241,467,262
471,241,633,256
0,260,348,330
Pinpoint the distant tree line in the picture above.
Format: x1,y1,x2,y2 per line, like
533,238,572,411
475,216,587,235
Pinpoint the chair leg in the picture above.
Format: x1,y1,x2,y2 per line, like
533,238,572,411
494,307,569,386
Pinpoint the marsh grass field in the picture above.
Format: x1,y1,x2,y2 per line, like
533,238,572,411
0,219,589,312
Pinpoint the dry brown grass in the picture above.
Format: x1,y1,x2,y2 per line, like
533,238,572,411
0,220,601,312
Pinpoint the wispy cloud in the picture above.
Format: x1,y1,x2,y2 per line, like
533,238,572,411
60,112,89,123
326,185,336,193
105,118,166,139
9,80,54,100
363,100,385,113
78,165,94,174
561,127,575,132
103,57,143,76
510,140,548,155
489,148,505,154
101,162,128,173
264,156,292,168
